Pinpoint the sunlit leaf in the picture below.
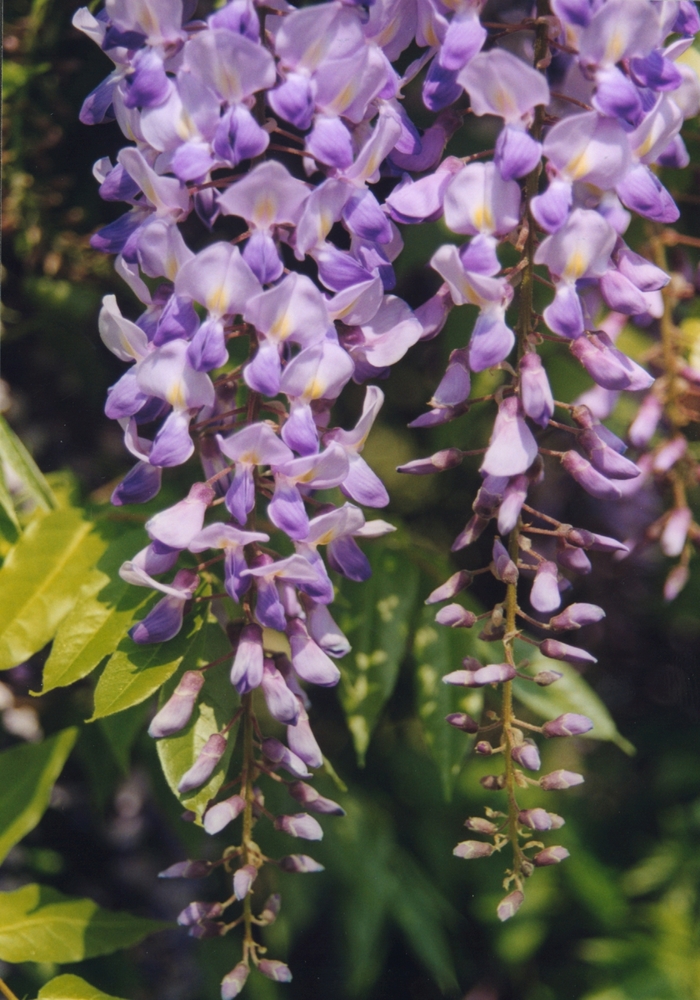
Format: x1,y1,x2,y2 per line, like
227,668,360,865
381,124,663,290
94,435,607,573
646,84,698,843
41,528,152,694
38,974,129,1000
90,600,211,720
0,469,20,544
156,620,237,820
0,507,107,671
336,542,420,764
0,727,78,864
0,883,168,963
512,650,635,755
413,603,484,800
0,414,57,513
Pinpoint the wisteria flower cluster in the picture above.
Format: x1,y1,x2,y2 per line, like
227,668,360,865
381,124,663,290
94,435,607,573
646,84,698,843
76,0,700,989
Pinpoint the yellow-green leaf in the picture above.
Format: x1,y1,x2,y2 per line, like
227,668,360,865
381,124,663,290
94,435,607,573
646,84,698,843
41,529,152,694
0,727,79,864
336,541,420,765
0,414,57,513
155,620,237,820
0,507,108,671
38,973,129,1000
90,601,210,720
0,883,168,963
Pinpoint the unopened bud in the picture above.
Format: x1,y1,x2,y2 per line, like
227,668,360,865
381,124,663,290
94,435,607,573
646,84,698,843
158,859,212,879
259,893,282,926
564,527,595,548
542,713,593,737
548,812,566,829
221,963,249,999
435,604,477,628
233,864,258,900
453,840,494,859
178,733,227,793
425,570,473,604
664,563,689,601
203,794,245,836
452,514,490,551
549,603,605,631
511,740,541,771
518,808,552,831
533,670,563,686
279,854,325,873
258,960,292,983
445,712,479,733
149,670,204,738
475,741,493,755
497,890,524,922
540,639,597,666
533,845,570,866
465,817,498,834
177,901,223,926
189,919,225,939
480,774,505,790
274,812,324,841
492,537,518,585
288,781,345,816
539,769,585,790
397,448,464,475
472,663,516,685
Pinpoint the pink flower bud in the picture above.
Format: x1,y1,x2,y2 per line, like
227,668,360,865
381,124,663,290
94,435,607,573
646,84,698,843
475,741,493,755
452,514,490,551
274,812,324,841
653,435,686,473
497,890,524,922
565,527,596,548
511,740,541,771
203,794,245,836
425,570,473,604
562,451,622,500
259,893,281,925
548,812,566,829
531,561,561,613
435,604,477,627
549,603,605,630
445,712,479,733
492,537,519,585
288,781,345,816
518,808,552,830
258,960,292,983
465,817,498,834
480,774,505,790
539,769,585,790
533,846,570,866
279,854,325,873
178,733,227,793
221,963,249,1000
149,670,204,738
664,563,689,601
397,448,464,474
177,901,223,926
231,623,264,695
540,639,597,666
520,352,554,428
158,859,212,879
628,392,662,448
497,474,529,535
472,663,517,685
262,737,312,780
534,670,563,686
233,863,258,900
660,506,692,557
542,713,594,737
453,840,494,859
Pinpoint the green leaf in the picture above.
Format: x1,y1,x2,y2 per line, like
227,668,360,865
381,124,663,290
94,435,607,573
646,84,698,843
512,649,636,755
90,600,211,720
156,620,237,819
336,542,420,764
0,883,168,963
98,700,150,774
0,507,108,671
413,604,484,800
0,414,57,513
41,529,153,694
38,974,129,1000
0,727,79,864
0,468,20,544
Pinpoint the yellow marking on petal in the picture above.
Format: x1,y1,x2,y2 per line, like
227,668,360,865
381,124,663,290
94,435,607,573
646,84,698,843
330,80,357,114
314,529,335,545
472,203,494,232
167,381,186,409
565,249,588,281
306,377,325,399
635,132,656,160
239,450,257,465
492,87,517,119
296,468,318,484
253,194,277,228
215,64,241,102
566,150,590,180
206,285,228,316
176,110,197,141
605,30,625,66
269,310,293,341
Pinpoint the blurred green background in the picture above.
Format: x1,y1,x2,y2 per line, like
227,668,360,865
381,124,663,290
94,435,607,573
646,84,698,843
2,1,700,999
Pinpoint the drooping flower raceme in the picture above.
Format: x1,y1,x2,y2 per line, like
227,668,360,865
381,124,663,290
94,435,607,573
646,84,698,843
77,0,700,984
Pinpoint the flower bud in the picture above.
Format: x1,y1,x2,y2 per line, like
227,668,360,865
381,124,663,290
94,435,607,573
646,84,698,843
531,561,561,613
259,893,281,926
628,392,662,448
435,604,477,627
563,527,595,548
189,920,225,939
452,514,490,551
533,846,570,866
472,663,517,685
562,451,622,501
288,781,345,816
511,740,541,771
258,960,292,983
660,506,692,558
445,712,479,733
274,812,324,841
233,864,258,900
549,603,605,630
540,639,597,666
262,737,312,780
279,854,325,873
473,475,507,517
149,670,204,738
178,733,227,794
557,540,592,575
475,741,493,755
231,623,264,695
548,812,566,829
653,435,686,473
533,670,563,686
542,713,594,737
497,474,529,535
397,448,464,474
664,563,689,602
480,775,505,790
221,963,249,1000
518,808,552,831
539,769,585,790
425,570,473,604
203,794,245,836
492,538,519,585
177,901,223,926
497,890,524,922
520,352,554,428
464,817,498,834
158,859,212,879
453,840,494,859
